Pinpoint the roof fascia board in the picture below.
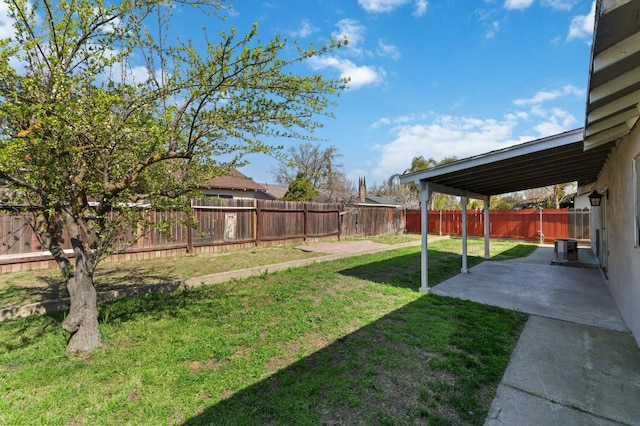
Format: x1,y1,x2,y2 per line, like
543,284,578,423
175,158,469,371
585,105,640,135
593,32,640,72
589,66,640,102
601,0,635,15
587,89,640,122
399,129,583,185
585,122,632,148
428,143,582,183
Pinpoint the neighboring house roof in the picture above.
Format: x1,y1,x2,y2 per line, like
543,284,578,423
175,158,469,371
261,183,289,200
202,169,268,192
366,195,402,206
354,194,403,208
316,188,358,205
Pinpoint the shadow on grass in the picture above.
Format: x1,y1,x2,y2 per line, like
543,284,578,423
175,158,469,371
0,275,66,307
337,243,538,290
338,249,485,290
490,244,538,261
0,266,180,309
182,295,525,425
0,311,66,352
93,266,180,291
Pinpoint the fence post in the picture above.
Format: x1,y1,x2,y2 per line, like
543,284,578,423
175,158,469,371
539,208,544,244
255,200,261,246
439,210,443,236
303,203,308,241
186,210,193,253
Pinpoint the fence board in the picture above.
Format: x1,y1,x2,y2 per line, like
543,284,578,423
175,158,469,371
341,208,405,237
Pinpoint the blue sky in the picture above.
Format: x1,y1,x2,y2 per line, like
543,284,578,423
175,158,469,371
221,0,596,186
0,0,597,188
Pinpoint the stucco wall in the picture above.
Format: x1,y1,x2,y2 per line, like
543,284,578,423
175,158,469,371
595,124,640,346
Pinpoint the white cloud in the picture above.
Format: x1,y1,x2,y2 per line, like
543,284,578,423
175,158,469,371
358,0,428,15
504,0,535,11
290,19,317,38
93,7,121,33
541,0,577,11
0,1,16,39
513,84,584,106
368,115,520,182
100,61,153,86
372,117,392,128
333,18,367,56
307,56,384,89
414,0,428,17
533,107,578,131
377,39,400,60
372,113,426,127
485,21,500,39
362,103,580,183
567,1,595,41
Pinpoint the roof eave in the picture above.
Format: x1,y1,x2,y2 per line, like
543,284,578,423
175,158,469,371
584,0,640,150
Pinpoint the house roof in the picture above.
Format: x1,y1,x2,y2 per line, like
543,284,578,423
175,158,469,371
584,0,640,150
261,183,289,199
399,0,635,199
365,195,402,206
203,169,267,192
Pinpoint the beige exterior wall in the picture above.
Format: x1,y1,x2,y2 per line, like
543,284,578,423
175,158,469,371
593,124,640,346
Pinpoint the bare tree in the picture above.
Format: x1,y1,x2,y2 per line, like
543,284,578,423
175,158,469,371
271,143,353,198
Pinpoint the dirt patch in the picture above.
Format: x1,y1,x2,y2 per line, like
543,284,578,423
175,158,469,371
298,241,390,255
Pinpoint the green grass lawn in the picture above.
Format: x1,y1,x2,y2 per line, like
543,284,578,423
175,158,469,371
0,239,535,425
0,245,325,308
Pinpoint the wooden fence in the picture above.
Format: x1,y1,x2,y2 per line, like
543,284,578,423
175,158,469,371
1,200,405,272
340,208,406,238
405,208,590,243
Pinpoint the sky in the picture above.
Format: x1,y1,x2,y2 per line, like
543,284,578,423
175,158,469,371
226,0,597,187
0,0,597,188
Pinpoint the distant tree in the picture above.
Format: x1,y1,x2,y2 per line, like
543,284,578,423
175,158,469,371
281,173,318,201
520,183,573,209
489,196,513,210
0,0,345,354
271,143,350,191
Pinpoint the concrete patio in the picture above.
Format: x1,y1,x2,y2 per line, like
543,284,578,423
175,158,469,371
430,246,640,425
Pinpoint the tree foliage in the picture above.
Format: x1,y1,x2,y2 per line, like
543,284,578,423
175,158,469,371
0,0,345,354
384,155,460,208
271,142,352,198
281,172,318,201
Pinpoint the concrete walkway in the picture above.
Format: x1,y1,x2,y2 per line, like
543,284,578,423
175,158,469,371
431,246,640,425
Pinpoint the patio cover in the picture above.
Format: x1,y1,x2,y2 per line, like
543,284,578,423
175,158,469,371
399,128,614,198
399,129,617,291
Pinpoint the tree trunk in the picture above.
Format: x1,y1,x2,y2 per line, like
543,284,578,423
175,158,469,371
63,266,102,355
60,214,102,355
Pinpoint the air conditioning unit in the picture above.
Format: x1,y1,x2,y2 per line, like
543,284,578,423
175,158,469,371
554,239,578,262
555,239,568,262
